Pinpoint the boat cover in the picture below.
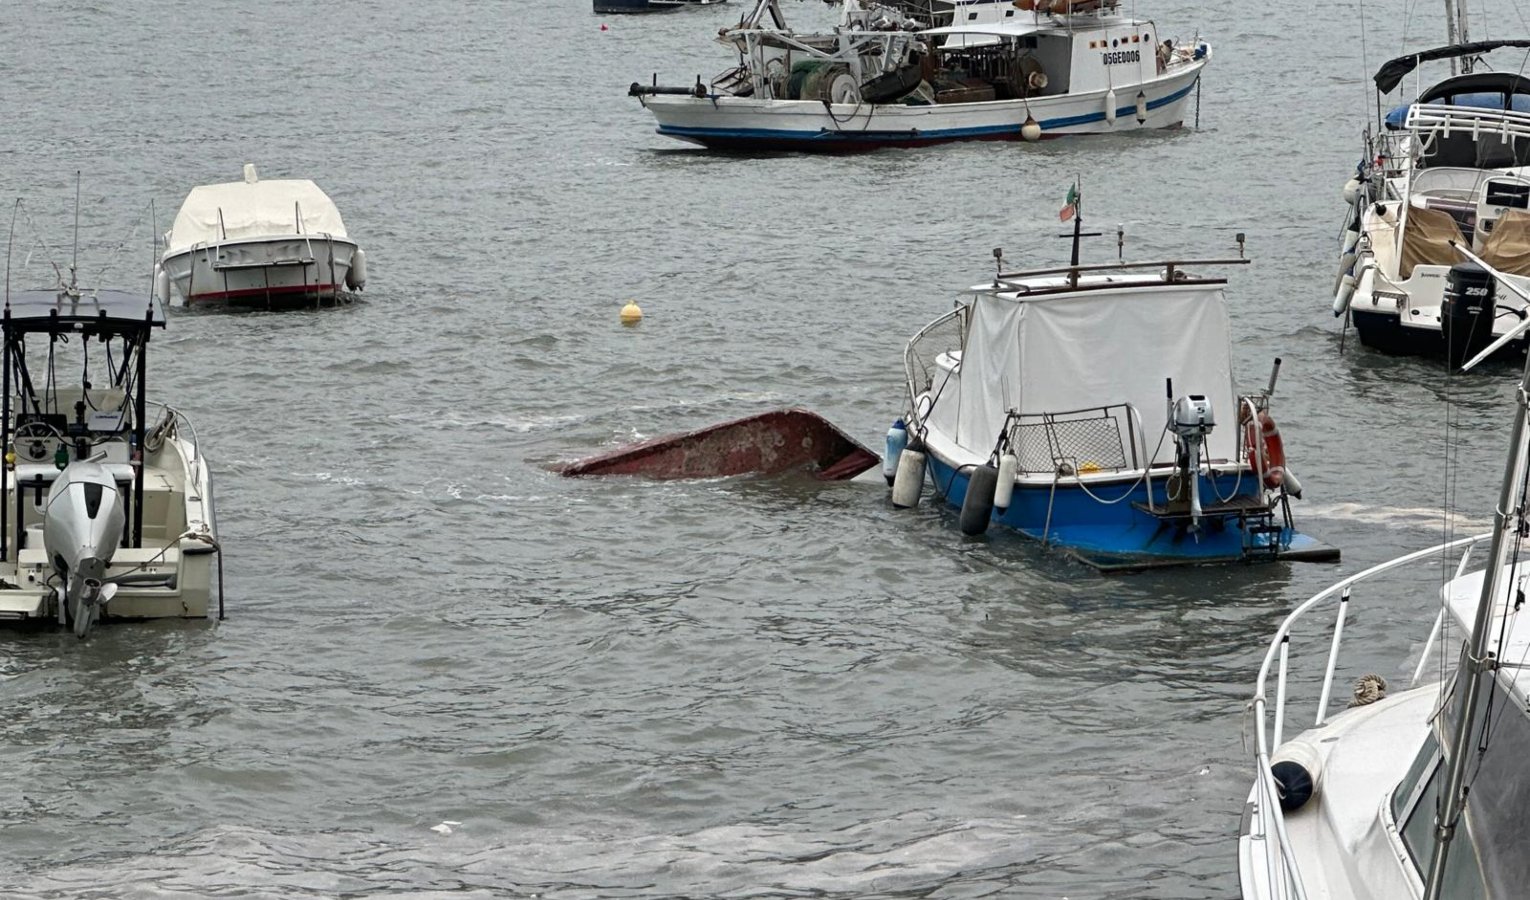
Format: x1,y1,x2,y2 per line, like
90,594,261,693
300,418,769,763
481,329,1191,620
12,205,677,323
165,179,349,253
1399,206,1466,279
951,283,1237,464
1373,40,1530,94
1483,210,1530,275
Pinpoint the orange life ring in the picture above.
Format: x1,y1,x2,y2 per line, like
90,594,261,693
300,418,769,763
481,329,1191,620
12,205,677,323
1244,411,1288,491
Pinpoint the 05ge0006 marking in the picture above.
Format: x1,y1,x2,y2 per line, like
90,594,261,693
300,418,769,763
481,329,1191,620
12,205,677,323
1101,50,1140,65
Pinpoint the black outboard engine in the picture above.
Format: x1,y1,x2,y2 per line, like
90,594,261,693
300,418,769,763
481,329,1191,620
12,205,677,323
1443,261,1496,369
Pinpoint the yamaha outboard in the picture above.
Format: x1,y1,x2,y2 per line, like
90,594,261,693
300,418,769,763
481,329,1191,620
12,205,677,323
1169,392,1216,530
43,462,125,638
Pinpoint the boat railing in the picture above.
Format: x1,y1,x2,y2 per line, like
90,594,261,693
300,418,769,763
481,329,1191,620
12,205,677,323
992,257,1249,291
143,400,206,493
1002,402,1151,479
1245,532,1491,900
904,303,969,417
1405,102,1530,142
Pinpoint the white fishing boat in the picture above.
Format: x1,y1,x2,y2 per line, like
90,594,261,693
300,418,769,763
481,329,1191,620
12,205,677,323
1240,256,1530,897
629,0,1209,151
884,192,1335,570
157,164,368,308
1332,24,1530,366
0,285,222,637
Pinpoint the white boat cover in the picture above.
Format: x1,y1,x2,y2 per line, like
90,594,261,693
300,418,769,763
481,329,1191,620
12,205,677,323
165,178,349,253
952,282,1238,464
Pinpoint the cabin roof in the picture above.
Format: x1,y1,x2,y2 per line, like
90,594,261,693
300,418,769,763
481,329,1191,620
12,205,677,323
3,289,165,333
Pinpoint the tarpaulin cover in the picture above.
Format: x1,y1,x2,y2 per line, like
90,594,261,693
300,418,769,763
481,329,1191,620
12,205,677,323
1483,209,1530,276
1373,41,1530,94
950,283,1238,465
166,179,349,253
1400,206,1467,279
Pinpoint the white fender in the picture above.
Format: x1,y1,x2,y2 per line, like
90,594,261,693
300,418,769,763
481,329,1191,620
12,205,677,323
1134,90,1147,124
993,453,1018,513
347,247,368,290
1340,228,1360,256
1104,88,1117,125
1332,272,1357,317
1342,177,1361,206
153,266,171,304
891,448,926,509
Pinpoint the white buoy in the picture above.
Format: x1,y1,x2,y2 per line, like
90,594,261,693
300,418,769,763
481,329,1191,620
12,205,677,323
242,163,259,184
1269,739,1324,811
347,248,368,290
1020,115,1042,142
1340,228,1360,256
1104,88,1117,125
1134,90,1147,124
993,453,1018,513
891,447,926,509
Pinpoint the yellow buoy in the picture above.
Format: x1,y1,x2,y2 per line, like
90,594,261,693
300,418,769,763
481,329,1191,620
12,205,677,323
620,300,643,324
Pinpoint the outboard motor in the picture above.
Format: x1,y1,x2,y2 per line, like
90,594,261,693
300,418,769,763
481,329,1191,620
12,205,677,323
1443,261,1496,370
43,462,125,638
1170,394,1216,529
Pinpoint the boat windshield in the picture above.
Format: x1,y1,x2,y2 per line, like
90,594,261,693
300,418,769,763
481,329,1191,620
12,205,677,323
1397,662,1530,898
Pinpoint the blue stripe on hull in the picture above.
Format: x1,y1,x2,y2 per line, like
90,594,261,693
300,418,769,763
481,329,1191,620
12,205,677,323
653,81,1198,151
925,454,1331,569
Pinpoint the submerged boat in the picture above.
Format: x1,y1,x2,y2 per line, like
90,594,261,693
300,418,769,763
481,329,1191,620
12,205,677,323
0,285,222,637
887,197,1335,571
1333,33,1530,366
157,164,368,308
629,0,1209,152
1239,254,1530,898
595,0,726,12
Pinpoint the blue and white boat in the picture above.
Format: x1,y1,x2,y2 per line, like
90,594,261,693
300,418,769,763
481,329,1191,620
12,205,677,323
595,0,726,14
888,205,1337,571
629,0,1209,152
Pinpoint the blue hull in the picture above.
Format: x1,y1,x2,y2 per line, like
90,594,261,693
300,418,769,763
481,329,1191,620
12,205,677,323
925,455,1338,571
596,0,677,12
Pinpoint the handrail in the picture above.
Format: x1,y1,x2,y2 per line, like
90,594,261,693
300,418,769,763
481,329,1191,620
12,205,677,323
1246,532,1492,898
1405,102,1530,138
903,304,967,419
994,257,1250,284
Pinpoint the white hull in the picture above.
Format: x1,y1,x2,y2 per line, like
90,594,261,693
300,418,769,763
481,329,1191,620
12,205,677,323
640,64,1204,148
160,234,362,306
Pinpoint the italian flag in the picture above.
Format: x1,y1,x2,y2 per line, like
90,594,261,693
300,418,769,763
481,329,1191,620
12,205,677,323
1059,184,1079,222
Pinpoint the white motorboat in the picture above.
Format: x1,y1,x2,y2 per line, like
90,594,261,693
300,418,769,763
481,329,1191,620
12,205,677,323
1240,258,1530,896
0,286,222,637
629,0,1209,152
885,195,1336,570
1332,25,1530,366
157,163,368,308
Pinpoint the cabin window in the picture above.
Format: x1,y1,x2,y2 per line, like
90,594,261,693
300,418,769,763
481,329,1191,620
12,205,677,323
1005,8,1014,15
1390,731,1439,826
967,11,977,19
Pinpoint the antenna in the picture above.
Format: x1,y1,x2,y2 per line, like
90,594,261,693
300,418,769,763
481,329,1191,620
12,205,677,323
5,198,18,310
70,170,80,295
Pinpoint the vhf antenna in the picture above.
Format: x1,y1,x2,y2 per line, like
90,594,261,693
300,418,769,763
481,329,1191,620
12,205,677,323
5,198,18,310
68,171,81,297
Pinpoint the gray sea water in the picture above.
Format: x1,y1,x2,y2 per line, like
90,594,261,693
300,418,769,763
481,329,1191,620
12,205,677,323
3,0,1530,896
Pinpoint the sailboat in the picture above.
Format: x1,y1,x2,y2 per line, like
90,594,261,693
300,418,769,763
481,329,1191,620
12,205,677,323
1331,0,1530,367
1239,252,1530,896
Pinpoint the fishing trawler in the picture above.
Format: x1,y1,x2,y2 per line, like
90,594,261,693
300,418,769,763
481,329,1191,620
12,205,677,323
1240,253,1530,899
885,191,1335,570
1332,29,1530,366
629,0,1209,151
0,283,221,637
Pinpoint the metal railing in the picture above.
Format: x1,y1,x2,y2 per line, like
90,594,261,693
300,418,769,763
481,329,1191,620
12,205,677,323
1003,402,1146,476
903,303,969,419
1245,532,1491,900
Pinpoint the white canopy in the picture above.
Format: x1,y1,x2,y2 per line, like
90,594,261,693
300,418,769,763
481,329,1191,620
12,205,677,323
950,281,1239,464
165,171,349,253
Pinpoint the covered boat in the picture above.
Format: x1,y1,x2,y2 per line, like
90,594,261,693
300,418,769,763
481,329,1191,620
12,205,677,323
0,286,222,637
629,0,1209,152
158,164,368,308
1240,254,1530,899
594,0,727,12
1332,35,1530,366
888,204,1335,570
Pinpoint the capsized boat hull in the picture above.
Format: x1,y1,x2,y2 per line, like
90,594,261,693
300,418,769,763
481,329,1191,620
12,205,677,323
926,453,1338,571
560,408,879,480
638,67,1203,152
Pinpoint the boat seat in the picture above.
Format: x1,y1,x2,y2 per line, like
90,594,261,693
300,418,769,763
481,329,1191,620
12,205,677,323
1480,209,1530,276
1399,206,1468,278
